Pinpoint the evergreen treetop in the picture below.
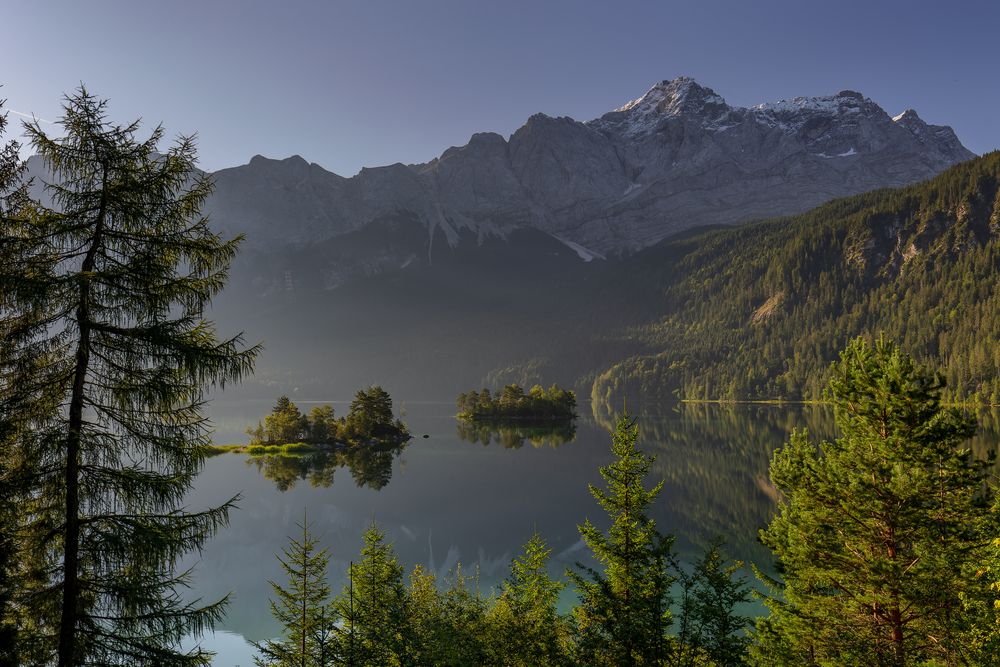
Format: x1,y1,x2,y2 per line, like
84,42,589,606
569,413,675,665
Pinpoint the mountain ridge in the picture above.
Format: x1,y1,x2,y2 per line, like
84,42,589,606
203,77,974,261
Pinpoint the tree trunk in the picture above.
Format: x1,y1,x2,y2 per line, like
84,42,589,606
57,168,106,667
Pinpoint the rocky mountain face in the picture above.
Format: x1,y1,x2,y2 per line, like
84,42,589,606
204,77,974,269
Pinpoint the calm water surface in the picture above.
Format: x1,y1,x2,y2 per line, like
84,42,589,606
183,400,1000,665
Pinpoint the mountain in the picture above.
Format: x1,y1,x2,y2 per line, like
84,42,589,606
205,77,973,266
208,151,1000,408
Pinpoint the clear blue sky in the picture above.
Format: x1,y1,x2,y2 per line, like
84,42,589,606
3,0,997,175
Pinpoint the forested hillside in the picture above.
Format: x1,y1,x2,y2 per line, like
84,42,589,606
593,152,1000,406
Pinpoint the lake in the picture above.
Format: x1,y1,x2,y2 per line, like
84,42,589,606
182,399,1000,665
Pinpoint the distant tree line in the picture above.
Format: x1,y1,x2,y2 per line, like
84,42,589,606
456,383,576,421
248,387,408,447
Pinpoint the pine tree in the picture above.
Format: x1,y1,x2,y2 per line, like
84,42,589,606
255,513,333,667
345,386,397,440
569,412,675,666
488,532,570,666
0,88,257,665
753,336,999,666
334,525,410,666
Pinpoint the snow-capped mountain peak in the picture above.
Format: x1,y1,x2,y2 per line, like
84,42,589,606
195,77,974,263
749,90,882,131
593,77,731,136
613,77,727,114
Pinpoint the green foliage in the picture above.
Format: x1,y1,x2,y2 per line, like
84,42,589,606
592,152,1000,406
457,383,577,421
569,413,675,665
333,525,411,666
405,565,449,665
307,405,337,443
0,88,257,665
254,515,335,667
753,336,999,666
250,415,759,666
488,532,572,666
345,385,406,441
248,396,309,445
674,541,752,666
0,99,34,667
439,565,493,665
248,389,407,447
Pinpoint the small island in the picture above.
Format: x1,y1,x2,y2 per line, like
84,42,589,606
209,385,410,456
456,383,577,422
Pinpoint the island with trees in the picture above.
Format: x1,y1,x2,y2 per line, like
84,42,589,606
211,385,410,457
456,383,577,422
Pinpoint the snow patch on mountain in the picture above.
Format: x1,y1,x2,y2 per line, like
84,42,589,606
553,235,605,262
815,147,859,158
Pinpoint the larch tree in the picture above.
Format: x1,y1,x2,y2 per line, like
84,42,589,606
0,88,257,665
753,336,999,666
568,413,675,666
255,514,334,667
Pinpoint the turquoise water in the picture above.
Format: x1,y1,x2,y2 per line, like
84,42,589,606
182,400,1000,665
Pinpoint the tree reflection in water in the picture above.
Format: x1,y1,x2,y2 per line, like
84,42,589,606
456,420,576,449
246,444,403,492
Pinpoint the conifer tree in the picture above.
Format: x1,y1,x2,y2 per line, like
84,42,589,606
569,413,675,666
674,541,751,666
405,565,446,665
437,564,489,665
753,336,999,666
0,88,257,665
0,94,37,667
345,386,397,439
255,514,333,667
488,532,570,666
334,525,410,666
